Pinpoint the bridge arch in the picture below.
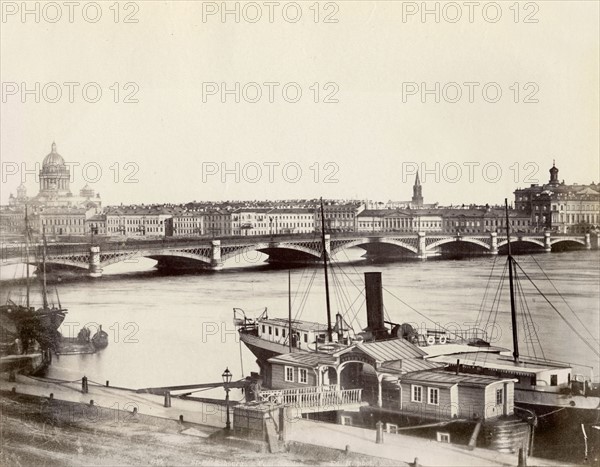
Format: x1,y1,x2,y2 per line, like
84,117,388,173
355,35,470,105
331,237,418,256
221,242,322,263
426,237,491,252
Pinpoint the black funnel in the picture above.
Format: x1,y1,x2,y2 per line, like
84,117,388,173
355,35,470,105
365,272,388,340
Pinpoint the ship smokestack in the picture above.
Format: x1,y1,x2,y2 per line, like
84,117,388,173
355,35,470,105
365,272,388,340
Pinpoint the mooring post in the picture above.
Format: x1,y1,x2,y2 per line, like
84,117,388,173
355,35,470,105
518,447,527,466
82,376,88,393
375,420,384,444
164,391,172,408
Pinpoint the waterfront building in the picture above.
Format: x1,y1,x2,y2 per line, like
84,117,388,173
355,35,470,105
105,206,174,237
315,201,364,232
231,208,272,236
514,162,600,233
172,209,206,236
267,208,315,235
205,209,232,237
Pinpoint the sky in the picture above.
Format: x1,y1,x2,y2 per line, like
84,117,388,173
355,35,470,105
1,0,598,206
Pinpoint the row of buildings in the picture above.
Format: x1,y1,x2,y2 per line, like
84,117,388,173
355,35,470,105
2,143,599,238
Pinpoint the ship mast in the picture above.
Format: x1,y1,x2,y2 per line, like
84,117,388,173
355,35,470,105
25,205,30,310
288,269,292,352
320,198,333,342
505,198,519,363
41,226,49,309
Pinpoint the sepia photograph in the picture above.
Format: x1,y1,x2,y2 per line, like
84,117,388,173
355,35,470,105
1,1,599,465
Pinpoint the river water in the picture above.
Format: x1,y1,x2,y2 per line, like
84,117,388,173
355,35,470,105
2,249,599,459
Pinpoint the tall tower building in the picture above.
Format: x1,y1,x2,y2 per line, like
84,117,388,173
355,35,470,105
412,172,423,207
548,160,560,186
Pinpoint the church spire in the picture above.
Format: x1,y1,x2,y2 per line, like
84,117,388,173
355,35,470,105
412,171,423,207
51,141,57,153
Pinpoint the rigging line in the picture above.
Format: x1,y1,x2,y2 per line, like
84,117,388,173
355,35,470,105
476,265,507,369
293,265,317,322
515,267,546,360
383,287,470,342
329,258,364,330
516,274,536,359
476,255,499,328
483,261,509,334
514,261,600,357
529,255,599,345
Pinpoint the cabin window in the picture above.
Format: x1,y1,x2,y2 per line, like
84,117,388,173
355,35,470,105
282,329,286,338
386,423,398,434
530,375,537,386
304,333,308,343
275,328,279,337
428,387,439,405
285,366,294,382
496,388,504,405
550,374,558,386
411,385,423,403
341,416,352,426
436,432,450,443
269,326,272,335
262,325,265,334
299,368,308,384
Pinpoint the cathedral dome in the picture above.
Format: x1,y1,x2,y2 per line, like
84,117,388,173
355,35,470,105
42,142,65,166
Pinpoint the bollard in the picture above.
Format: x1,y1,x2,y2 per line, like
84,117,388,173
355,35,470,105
345,445,350,455
106,380,110,387
11,387,16,393
49,393,54,400
82,376,88,394
413,457,420,467
179,415,184,423
8,371,16,382
375,420,384,444
164,392,172,408
132,407,138,415
89,400,94,406
518,448,527,467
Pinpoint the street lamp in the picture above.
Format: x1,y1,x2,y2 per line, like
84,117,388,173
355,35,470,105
222,367,232,430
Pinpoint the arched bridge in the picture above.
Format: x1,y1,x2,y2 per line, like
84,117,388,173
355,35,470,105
1,232,595,277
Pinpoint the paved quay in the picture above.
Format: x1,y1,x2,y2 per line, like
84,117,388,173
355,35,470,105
288,419,567,467
1,374,569,466
0,373,230,429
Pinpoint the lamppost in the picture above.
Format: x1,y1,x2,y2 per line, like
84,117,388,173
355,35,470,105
222,367,232,431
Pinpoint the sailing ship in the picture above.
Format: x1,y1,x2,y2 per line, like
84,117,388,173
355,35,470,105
0,207,67,360
234,199,599,424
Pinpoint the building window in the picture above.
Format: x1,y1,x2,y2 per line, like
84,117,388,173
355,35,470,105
428,387,439,405
299,368,308,384
436,432,450,443
411,385,423,403
285,366,294,382
550,374,558,386
496,388,504,405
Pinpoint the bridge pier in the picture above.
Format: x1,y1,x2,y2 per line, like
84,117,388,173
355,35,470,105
584,233,592,250
417,232,427,260
490,232,498,255
210,240,224,270
324,234,331,257
88,246,103,278
543,232,552,252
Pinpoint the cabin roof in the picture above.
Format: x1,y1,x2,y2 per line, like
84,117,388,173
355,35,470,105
259,318,329,332
268,351,337,367
401,370,516,387
429,352,571,376
356,338,428,360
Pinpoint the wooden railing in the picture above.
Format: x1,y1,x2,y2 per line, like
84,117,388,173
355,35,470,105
258,385,362,408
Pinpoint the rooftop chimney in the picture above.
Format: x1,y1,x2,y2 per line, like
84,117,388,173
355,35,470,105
365,272,388,340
